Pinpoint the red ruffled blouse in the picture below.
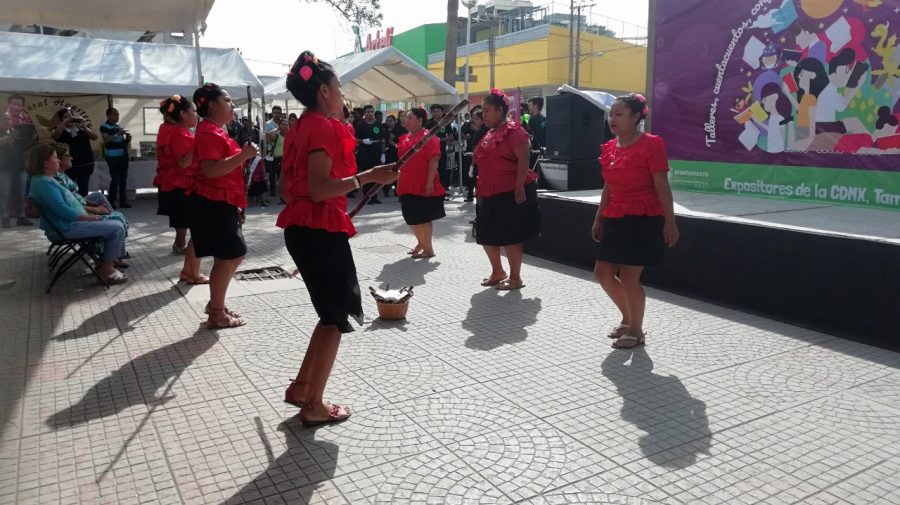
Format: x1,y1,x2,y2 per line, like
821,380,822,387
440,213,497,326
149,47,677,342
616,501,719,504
154,122,195,193
474,121,537,198
397,130,444,197
276,111,357,237
193,119,247,209
599,133,669,218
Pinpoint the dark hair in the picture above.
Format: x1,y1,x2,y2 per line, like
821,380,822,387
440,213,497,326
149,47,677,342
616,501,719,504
430,104,445,112
342,105,351,120
483,92,509,115
27,141,57,177
528,96,544,111
760,82,794,126
52,142,70,158
7,94,25,105
386,114,396,121
285,51,338,109
829,48,855,74
614,93,649,125
271,105,282,112
159,94,193,123
408,107,428,123
793,58,829,102
364,105,375,112
192,83,226,117
54,108,70,121
876,106,899,130
288,112,298,120
473,110,484,121
105,108,118,116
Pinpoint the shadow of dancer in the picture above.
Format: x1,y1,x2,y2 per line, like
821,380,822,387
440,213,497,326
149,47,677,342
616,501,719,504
46,327,218,430
463,289,542,350
601,347,711,469
222,417,339,505
375,257,440,288
54,289,183,341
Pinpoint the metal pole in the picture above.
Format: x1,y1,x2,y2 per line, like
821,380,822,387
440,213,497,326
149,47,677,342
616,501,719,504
645,0,658,132
464,4,473,102
574,5,582,88
568,0,575,85
488,23,496,89
193,26,204,86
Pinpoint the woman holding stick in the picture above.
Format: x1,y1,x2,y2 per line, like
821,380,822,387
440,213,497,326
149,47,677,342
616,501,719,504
278,51,397,426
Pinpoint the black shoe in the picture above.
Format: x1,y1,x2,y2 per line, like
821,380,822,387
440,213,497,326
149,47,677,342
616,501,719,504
1,218,10,228
16,217,33,226
119,202,133,209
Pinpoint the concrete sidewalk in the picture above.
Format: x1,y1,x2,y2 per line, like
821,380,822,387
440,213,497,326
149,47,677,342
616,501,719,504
0,195,898,504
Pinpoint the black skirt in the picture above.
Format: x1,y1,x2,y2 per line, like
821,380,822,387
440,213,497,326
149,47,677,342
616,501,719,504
188,194,247,260
399,195,446,225
285,226,363,333
475,183,541,246
157,188,191,229
595,215,665,266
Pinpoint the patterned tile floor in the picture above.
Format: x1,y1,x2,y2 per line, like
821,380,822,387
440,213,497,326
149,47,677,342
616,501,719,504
1,195,898,505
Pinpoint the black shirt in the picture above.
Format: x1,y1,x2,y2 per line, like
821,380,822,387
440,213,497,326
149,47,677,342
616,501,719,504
528,113,547,149
355,120,385,156
58,128,95,168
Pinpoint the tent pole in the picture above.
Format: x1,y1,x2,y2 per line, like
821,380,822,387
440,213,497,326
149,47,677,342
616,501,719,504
246,86,252,121
193,27,204,86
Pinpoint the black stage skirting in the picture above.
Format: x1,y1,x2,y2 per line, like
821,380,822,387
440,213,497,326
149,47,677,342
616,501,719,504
525,194,900,351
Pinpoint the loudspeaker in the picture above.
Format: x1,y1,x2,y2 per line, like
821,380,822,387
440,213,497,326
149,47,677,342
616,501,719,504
545,94,609,161
538,158,603,191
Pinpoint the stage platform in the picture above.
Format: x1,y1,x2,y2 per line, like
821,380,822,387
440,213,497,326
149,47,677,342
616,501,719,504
527,190,900,350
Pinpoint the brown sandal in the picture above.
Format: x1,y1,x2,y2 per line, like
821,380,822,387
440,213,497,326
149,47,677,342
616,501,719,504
300,402,352,427
206,308,246,329
611,331,646,349
607,323,630,339
205,303,241,318
180,272,210,285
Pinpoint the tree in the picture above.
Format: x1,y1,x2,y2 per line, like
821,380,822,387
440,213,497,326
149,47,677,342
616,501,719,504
306,0,383,26
443,0,459,86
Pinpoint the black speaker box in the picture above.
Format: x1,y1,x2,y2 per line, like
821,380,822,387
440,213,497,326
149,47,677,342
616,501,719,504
537,158,603,191
545,94,609,161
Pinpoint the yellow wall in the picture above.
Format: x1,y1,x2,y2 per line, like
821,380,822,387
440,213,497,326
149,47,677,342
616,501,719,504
428,25,646,95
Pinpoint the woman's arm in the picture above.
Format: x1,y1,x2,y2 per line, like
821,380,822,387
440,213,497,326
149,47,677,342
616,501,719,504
32,181,92,222
652,171,679,247
176,150,193,169
591,186,610,241
307,151,397,203
425,156,439,195
200,144,256,178
80,125,98,141
512,141,530,203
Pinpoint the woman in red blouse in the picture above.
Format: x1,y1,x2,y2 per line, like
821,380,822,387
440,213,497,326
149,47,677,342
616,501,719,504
154,95,207,285
473,89,541,290
189,83,258,329
278,51,397,426
397,106,445,258
592,93,679,349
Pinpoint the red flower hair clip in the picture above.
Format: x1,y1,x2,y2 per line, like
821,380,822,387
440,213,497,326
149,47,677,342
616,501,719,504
490,88,509,106
632,93,650,115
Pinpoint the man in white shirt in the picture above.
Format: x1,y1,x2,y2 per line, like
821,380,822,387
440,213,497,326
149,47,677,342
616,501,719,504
264,106,283,144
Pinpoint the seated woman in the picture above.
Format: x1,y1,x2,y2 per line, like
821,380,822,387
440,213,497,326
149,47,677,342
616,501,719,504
28,141,129,284
52,142,130,236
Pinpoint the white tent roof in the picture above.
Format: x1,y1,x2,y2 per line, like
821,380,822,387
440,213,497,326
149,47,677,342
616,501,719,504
0,0,215,33
0,32,264,98
266,47,458,104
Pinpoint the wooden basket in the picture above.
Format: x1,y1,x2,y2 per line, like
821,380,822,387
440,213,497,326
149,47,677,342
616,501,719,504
376,300,409,320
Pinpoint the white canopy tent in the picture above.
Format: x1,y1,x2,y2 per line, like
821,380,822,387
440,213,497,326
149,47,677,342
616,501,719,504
265,47,459,105
0,31,264,98
0,0,214,34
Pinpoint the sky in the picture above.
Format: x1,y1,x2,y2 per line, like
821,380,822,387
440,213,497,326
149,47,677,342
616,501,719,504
202,0,649,76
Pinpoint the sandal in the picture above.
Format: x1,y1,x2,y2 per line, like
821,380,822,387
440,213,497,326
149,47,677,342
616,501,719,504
411,251,435,259
180,272,210,285
300,403,352,427
102,269,128,285
612,331,646,349
205,303,241,319
172,244,187,255
481,275,507,287
607,323,630,339
284,381,306,409
495,280,524,291
113,259,130,269
206,307,246,329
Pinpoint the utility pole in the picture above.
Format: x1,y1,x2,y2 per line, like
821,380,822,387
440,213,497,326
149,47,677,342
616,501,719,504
574,4,582,88
462,0,477,102
568,0,575,85
488,21,496,89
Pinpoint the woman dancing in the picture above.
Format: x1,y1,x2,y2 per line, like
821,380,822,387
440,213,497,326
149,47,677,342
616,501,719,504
397,106,445,258
592,93,679,349
155,95,207,284
278,51,397,426
190,83,258,329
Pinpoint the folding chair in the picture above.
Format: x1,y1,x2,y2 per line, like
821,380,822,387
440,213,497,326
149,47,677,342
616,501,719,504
27,198,110,293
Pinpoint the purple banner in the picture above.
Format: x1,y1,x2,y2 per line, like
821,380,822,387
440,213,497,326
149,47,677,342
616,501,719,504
652,0,900,172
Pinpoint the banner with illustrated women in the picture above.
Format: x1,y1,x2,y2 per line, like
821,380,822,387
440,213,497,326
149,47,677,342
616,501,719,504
652,0,900,210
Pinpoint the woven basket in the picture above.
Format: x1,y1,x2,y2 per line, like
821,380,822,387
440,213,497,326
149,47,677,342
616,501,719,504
376,300,409,320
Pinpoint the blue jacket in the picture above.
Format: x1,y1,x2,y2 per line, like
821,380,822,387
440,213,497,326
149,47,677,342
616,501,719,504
29,175,86,237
